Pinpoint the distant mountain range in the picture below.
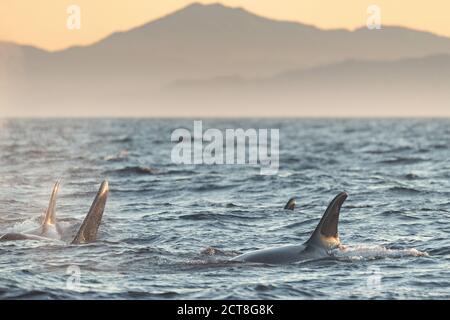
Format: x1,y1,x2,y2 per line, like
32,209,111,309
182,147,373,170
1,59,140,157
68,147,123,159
2,2,450,116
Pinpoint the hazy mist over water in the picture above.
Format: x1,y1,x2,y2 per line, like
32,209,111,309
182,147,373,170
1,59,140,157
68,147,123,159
3,3,450,118
0,118,449,299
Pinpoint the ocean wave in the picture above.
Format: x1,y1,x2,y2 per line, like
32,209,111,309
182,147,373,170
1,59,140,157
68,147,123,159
379,210,421,220
188,184,236,192
430,143,449,150
165,169,197,175
104,150,129,162
284,219,317,229
106,166,159,175
179,212,257,221
110,136,133,143
379,157,428,165
388,186,422,195
226,203,240,208
363,146,414,155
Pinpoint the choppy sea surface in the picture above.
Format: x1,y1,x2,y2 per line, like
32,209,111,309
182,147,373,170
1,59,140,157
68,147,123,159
0,119,449,300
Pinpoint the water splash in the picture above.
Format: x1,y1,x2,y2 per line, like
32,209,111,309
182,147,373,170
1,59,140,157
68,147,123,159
332,244,428,261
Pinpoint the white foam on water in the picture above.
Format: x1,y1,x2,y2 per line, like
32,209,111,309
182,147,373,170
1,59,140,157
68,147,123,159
10,218,41,233
332,244,428,261
6,216,73,242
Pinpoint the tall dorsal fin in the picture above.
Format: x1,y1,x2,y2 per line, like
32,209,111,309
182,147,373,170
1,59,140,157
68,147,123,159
72,180,109,244
42,181,60,226
306,192,348,250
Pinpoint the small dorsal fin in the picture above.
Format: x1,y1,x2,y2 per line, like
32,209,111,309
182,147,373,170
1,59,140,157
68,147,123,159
42,180,60,227
306,192,348,250
71,180,109,244
284,197,296,210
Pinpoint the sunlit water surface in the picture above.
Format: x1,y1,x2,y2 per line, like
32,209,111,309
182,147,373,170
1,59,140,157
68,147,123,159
0,119,449,299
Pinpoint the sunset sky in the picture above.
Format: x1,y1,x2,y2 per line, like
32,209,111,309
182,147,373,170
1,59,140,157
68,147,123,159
2,0,450,51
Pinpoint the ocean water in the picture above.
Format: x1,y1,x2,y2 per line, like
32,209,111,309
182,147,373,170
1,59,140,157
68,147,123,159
0,118,449,299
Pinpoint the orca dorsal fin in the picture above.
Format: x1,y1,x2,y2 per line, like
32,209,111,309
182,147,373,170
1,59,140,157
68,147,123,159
71,180,109,244
306,192,348,250
42,181,60,227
